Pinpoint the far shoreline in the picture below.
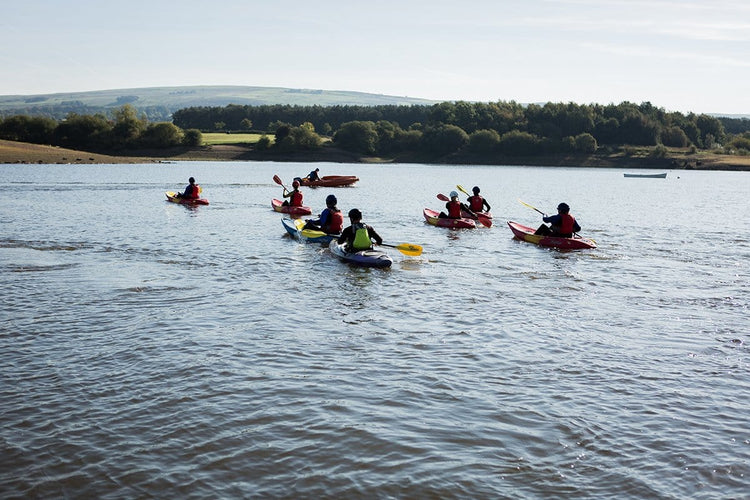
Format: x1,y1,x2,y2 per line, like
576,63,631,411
2,139,749,171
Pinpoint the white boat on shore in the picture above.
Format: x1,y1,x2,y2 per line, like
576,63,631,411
624,172,667,178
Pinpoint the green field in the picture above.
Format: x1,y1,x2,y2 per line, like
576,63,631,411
201,132,269,145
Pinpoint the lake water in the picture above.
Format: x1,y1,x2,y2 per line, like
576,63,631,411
1,161,748,499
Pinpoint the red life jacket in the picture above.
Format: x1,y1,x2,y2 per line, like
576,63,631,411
447,200,462,218
557,214,576,235
187,184,200,199
326,210,344,234
290,190,303,206
468,195,484,212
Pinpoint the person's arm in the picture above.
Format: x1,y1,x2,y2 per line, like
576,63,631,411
337,226,352,244
483,199,491,212
368,226,383,245
573,220,581,232
542,214,559,224
461,202,476,217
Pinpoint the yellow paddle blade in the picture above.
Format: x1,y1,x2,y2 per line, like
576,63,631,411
395,243,423,256
456,184,470,196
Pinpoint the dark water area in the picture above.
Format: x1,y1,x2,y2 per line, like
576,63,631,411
1,162,748,498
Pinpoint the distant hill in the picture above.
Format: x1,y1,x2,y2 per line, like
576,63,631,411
0,85,439,121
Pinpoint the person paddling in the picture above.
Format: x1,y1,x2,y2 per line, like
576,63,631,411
282,179,303,207
439,191,475,219
175,177,200,199
466,186,491,213
534,202,581,237
304,194,344,234
338,208,383,251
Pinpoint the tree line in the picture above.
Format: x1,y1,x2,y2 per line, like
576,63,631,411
0,105,201,150
3,100,750,159
173,100,750,157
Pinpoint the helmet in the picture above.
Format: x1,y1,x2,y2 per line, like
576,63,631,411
348,208,362,220
292,180,300,188
189,177,195,183
557,203,570,213
472,186,480,194
325,194,337,205
449,191,459,198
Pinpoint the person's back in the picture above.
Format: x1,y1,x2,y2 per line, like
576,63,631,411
182,177,200,199
338,208,382,251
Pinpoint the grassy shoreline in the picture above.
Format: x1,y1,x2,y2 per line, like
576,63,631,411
2,139,749,171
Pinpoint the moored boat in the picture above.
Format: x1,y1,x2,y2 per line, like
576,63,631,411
281,217,338,244
299,175,359,187
507,221,596,249
623,172,667,178
423,208,476,229
165,191,209,205
271,198,312,216
328,240,392,268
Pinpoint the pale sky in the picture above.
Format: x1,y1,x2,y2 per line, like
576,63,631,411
1,0,749,115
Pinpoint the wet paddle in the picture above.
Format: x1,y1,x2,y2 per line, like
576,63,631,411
379,242,423,256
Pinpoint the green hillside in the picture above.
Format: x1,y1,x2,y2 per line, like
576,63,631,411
0,85,438,121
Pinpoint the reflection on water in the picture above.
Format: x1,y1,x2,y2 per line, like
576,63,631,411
0,162,748,498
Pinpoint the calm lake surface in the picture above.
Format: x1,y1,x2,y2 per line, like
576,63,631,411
1,161,748,499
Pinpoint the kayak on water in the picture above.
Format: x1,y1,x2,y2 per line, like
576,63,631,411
461,208,493,223
281,217,339,244
507,221,596,249
271,198,312,216
298,175,359,187
423,208,476,229
165,191,209,205
328,240,393,268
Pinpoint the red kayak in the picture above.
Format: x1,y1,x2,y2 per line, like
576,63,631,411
271,198,312,216
507,221,596,249
299,175,359,187
166,191,209,205
423,208,476,229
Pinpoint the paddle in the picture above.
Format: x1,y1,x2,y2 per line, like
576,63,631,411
273,174,289,191
437,194,491,227
518,198,546,216
379,242,423,256
456,184,471,197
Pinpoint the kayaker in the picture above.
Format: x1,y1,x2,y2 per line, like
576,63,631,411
534,202,581,237
282,180,303,207
466,186,491,213
304,194,344,234
338,208,383,251
439,191,476,219
307,168,320,182
175,177,200,199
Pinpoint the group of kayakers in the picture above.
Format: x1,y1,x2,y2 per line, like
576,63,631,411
176,175,582,249
438,186,491,220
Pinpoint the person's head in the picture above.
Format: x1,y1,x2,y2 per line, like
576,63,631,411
472,186,480,195
189,177,195,184
557,202,570,214
449,190,459,200
292,180,300,189
348,208,362,222
315,168,319,172
325,194,337,207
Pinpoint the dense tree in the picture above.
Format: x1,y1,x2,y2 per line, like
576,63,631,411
468,129,500,153
421,124,469,155
333,121,379,154
140,122,184,148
